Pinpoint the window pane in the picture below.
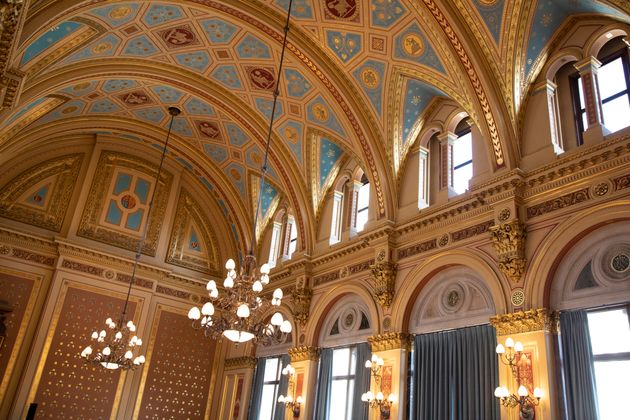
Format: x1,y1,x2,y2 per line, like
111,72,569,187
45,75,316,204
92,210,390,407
350,347,357,375
264,358,279,382
259,384,278,420
332,348,350,376
582,110,587,131
346,379,355,418
357,183,370,209
453,132,472,166
588,309,630,355
578,77,585,110
453,163,472,195
594,360,630,420
330,379,350,420
599,57,626,99
602,94,630,133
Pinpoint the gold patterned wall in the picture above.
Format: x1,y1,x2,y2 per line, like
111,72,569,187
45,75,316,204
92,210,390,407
0,271,37,401
28,285,137,419
135,307,219,419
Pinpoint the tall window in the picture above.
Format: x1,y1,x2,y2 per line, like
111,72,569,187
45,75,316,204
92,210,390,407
268,222,282,268
328,346,358,420
287,220,297,257
258,357,283,420
452,130,473,195
356,177,369,232
573,50,630,141
330,191,344,245
586,306,630,419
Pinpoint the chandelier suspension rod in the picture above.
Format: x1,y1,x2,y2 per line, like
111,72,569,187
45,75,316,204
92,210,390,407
120,107,180,321
251,0,293,254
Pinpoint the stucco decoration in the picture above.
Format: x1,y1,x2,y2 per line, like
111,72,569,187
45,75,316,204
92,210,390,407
292,275,312,327
77,150,172,256
0,153,83,232
550,223,630,310
370,261,397,309
410,266,496,333
166,188,220,276
490,219,527,283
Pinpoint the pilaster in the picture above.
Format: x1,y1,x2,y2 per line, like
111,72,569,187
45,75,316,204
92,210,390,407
288,346,320,420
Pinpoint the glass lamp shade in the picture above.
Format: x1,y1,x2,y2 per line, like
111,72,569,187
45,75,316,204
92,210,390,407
280,320,292,333
225,259,236,270
533,388,543,399
278,395,285,403
273,288,283,299
517,385,529,397
253,280,263,292
188,306,201,320
201,302,215,316
237,304,250,318
365,360,372,368
101,362,119,370
223,329,255,343
505,337,515,348
260,263,270,274
376,357,384,366
224,276,234,288
514,341,524,352
206,280,217,291
495,343,505,354
494,387,502,398
271,312,284,326
376,392,384,401
387,394,397,403
296,396,303,404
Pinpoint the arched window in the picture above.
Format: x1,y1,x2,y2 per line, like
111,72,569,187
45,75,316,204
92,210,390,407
268,220,282,268
452,126,473,195
355,175,369,232
330,189,344,245
287,220,297,258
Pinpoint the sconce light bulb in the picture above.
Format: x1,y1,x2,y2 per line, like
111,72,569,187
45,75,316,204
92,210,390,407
517,385,529,397
505,337,515,348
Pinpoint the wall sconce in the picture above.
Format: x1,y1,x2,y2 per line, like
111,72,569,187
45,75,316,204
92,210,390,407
278,364,303,418
361,355,396,419
494,337,544,418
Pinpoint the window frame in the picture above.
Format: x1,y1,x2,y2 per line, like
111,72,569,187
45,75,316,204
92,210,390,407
452,127,473,195
355,176,369,233
328,345,358,420
258,356,284,420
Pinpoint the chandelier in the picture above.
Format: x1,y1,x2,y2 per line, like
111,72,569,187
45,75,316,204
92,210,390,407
277,363,304,417
80,106,181,370
187,0,295,345
361,355,397,419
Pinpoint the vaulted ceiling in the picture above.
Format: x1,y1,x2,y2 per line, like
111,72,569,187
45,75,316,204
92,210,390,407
1,0,628,256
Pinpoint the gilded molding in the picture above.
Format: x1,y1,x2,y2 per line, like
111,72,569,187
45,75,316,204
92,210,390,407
490,220,527,283
77,151,172,256
291,286,312,327
526,188,590,219
0,154,84,232
288,346,320,363
451,220,495,242
224,356,257,371
490,309,560,335
368,332,411,352
370,261,397,309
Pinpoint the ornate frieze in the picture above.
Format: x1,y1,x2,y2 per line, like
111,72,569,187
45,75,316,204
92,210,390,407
490,309,560,335
61,259,104,277
370,261,397,309
349,259,374,275
224,356,257,371
490,220,527,282
288,346,320,363
156,285,190,300
368,332,411,352
397,238,437,260
451,220,495,242
0,245,56,266
613,173,630,191
313,271,339,286
526,188,590,219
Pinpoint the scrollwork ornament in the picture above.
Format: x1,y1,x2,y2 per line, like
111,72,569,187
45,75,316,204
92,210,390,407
490,220,527,283
370,261,397,309
292,286,312,327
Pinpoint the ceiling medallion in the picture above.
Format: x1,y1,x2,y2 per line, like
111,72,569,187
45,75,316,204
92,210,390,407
186,0,296,345
80,106,182,370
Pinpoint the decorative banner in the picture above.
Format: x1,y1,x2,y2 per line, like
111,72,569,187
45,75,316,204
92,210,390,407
382,365,393,396
515,351,535,393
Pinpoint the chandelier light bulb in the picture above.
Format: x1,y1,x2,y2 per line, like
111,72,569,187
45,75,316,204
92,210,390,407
273,288,283,299
201,316,208,326
91,331,98,339
115,331,123,340
224,276,234,288
505,337,515,348
106,317,112,325
99,330,106,338
225,259,236,270
271,312,284,326
136,338,142,346
280,320,292,333
202,302,215,316
517,385,529,397
237,304,250,318
81,346,92,357
253,280,263,292
260,274,269,285
206,280,217,291
124,350,133,359
188,306,201,320
260,263,270,274
210,288,219,298
102,346,111,356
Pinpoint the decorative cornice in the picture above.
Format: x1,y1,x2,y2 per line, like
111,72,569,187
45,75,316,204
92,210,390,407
288,346,320,363
224,356,257,371
368,332,411,352
490,309,559,335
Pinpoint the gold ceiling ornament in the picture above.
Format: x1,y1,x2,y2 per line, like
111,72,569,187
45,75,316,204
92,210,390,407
80,106,182,371
370,261,397,309
187,0,294,345
368,332,411,352
490,308,560,335
288,346,320,363
224,356,257,371
490,219,527,283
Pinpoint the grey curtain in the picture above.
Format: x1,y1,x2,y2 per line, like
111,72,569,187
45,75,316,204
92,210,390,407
274,354,291,420
352,342,371,420
560,310,599,420
414,324,499,420
314,348,333,420
248,357,268,420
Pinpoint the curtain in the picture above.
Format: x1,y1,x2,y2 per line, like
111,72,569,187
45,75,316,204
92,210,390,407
352,342,371,420
560,310,599,420
248,357,268,420
274,354,292,420
414,324,499,420
314,348,333,420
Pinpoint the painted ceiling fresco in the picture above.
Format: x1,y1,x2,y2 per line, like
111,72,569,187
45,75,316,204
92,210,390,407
0,0,628,254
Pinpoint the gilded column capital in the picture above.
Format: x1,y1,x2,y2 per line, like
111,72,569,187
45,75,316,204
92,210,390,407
288,346,320,363
224,356,257,371
291,284,312,327
368,332,411,352
370,261,397,309
490,308,560,335
490,219,527,283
